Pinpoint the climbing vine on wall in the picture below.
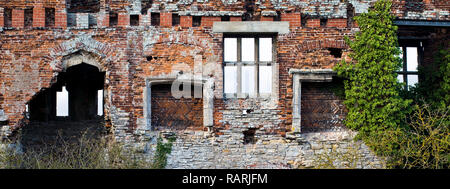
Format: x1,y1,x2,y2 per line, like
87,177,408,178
335,0,449,168
334,0,411,138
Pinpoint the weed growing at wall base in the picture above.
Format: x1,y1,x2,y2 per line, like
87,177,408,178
0,133,156,169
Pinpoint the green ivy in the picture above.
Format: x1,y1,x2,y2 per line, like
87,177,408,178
152,136,176,169
409,47,450,109
334,0,411,138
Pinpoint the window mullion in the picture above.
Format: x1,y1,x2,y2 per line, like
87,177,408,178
402,46,407,89
255,37,259,97
237,38,242,97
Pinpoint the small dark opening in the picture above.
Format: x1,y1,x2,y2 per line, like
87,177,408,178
320,18,327,27
347,3,355,28
328,48,342,58
151,13,160,26
24,8,33,28
274,11,281,21
301,14,307,28
130,15,139,26
221,16,230,21
141,0,153,14
172,13,180,26
67,0,100,13
109,12,118,26
192,16,201,27
243,128,257,144
45,8,55,27
3,8,12,27
146,56,153,61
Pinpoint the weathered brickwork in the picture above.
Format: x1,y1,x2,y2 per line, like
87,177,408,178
0,0,448,168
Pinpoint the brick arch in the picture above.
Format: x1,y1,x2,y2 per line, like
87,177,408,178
143,29,214,56
296,39,348,52
46,35,115,73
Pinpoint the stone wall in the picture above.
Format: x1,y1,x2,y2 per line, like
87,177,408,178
0,0,448,168
166,129,385,169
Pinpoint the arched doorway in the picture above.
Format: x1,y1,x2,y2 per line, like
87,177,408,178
22,62,106,151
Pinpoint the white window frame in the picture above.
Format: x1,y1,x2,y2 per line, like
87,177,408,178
397,42,422,90
223,35,276,98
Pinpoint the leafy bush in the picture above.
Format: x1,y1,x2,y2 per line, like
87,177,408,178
365,104,449,169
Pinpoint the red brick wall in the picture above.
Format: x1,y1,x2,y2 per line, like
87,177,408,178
201,16,220,27
260,16,273,21
32,7,45,27
326,18,347,28
281,13,301,28
55,9,67,28
230,16,241,22
12,9,24,28
0,8,4,27
160,12,172,27
306,19,320,28
180,15,192,27
118,13,129,27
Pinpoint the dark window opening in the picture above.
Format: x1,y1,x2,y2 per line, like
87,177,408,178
274,11,281,21
192,16,201,27
347,3,355,28
301,14,307,28
320,18,327,27
45,8,55,27
24,8,33,28
172,13,180,26
243,128,257,144
221,16,230,21
151,13,160,26
242,0,255,21
328,48,342,58
130,15,139,26
109,12,118,26
141,0,153,14
3,8,12,27
67,0,100,13
146,56,153,61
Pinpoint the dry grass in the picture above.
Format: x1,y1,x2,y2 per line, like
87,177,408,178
0,131,156,169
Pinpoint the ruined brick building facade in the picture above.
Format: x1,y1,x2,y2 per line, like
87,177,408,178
0,0,448,168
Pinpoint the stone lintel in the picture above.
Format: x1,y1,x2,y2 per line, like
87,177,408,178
213,21,290,34
289,69,336,82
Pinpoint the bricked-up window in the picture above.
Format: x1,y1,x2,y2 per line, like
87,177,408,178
151,13,160,26
109,12,118,26
3,8,12,27
24,8,33,28
223,36,275,97
172,13,180,26
45,8,55,27
192,16,201,27
397,45,421,90
130,15,139,26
